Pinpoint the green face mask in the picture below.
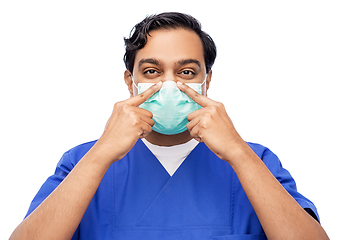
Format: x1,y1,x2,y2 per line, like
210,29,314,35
137,81,203,135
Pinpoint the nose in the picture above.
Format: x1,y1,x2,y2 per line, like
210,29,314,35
161,71,177,83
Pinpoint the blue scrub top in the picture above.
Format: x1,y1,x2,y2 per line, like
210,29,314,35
25,140,319,240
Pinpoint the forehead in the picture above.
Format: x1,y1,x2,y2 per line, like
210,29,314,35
134,28,205,69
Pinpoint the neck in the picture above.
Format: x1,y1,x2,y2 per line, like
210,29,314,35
145,131,193,146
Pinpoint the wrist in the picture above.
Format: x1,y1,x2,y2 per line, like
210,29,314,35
87,140,122,167
224,138,252,167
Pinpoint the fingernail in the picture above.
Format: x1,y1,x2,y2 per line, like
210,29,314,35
156,81,162,86
176,81,183,86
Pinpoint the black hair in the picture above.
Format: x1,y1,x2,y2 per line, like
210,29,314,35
123,12,216,74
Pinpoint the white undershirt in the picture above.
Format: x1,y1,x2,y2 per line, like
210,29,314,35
141,138,199,176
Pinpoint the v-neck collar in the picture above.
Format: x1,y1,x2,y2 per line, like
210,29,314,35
141,138,199,176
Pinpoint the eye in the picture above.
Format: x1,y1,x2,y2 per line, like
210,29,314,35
144,69,158,75
180,70,195,75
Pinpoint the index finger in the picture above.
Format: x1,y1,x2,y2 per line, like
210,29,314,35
176,81,214,107
127,81,162,106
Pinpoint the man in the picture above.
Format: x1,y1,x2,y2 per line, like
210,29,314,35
10,12,329,240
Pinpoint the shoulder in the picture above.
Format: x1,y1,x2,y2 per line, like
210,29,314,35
246,142,283,170
56,140,98,171
246,142,276,159
66,140,98,157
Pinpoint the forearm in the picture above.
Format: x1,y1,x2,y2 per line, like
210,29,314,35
228,141,329,240
9,144,113,240
9,85,161,240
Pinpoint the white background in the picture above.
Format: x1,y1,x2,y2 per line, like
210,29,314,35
1,1,359,239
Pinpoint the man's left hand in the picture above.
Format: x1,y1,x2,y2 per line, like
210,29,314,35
176,81,244,162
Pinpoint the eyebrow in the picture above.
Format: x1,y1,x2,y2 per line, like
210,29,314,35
176,59,201,68
138,58,201,69
138,58,161,68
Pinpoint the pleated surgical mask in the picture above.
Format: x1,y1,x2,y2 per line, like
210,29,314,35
136,81,203,135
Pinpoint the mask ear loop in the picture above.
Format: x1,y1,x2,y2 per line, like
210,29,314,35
132,76,139,90
201,77,207,86
200,76,207,96
131,76,139,96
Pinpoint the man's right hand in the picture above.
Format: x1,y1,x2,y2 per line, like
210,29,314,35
8,83,164,240
94,81,162,164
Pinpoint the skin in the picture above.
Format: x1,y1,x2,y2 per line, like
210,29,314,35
9,28,329,240
124,28,212,146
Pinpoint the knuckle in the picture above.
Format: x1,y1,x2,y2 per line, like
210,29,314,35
149,119,155,126
207,102,224,114
193,92,201,99
114,102,135,113
142,108,153,118
216,102,224,109
138,93,146,99
118,105,130,114
200,117,210,129
128,110,138,119
208,105,218,114
120,104,128,111
203,112,212,119
145,124,153,133
134,93,148,104
190,131,198,139
129,117,141,127
114,101,123,109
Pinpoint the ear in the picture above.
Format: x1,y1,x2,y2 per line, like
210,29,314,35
124,70,134,97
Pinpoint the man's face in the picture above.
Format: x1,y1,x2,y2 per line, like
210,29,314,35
127,28,210,95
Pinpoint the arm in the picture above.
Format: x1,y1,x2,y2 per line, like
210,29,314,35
228,142,327,240
9,146,113,240
9,82,162,240
177,82,329,240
